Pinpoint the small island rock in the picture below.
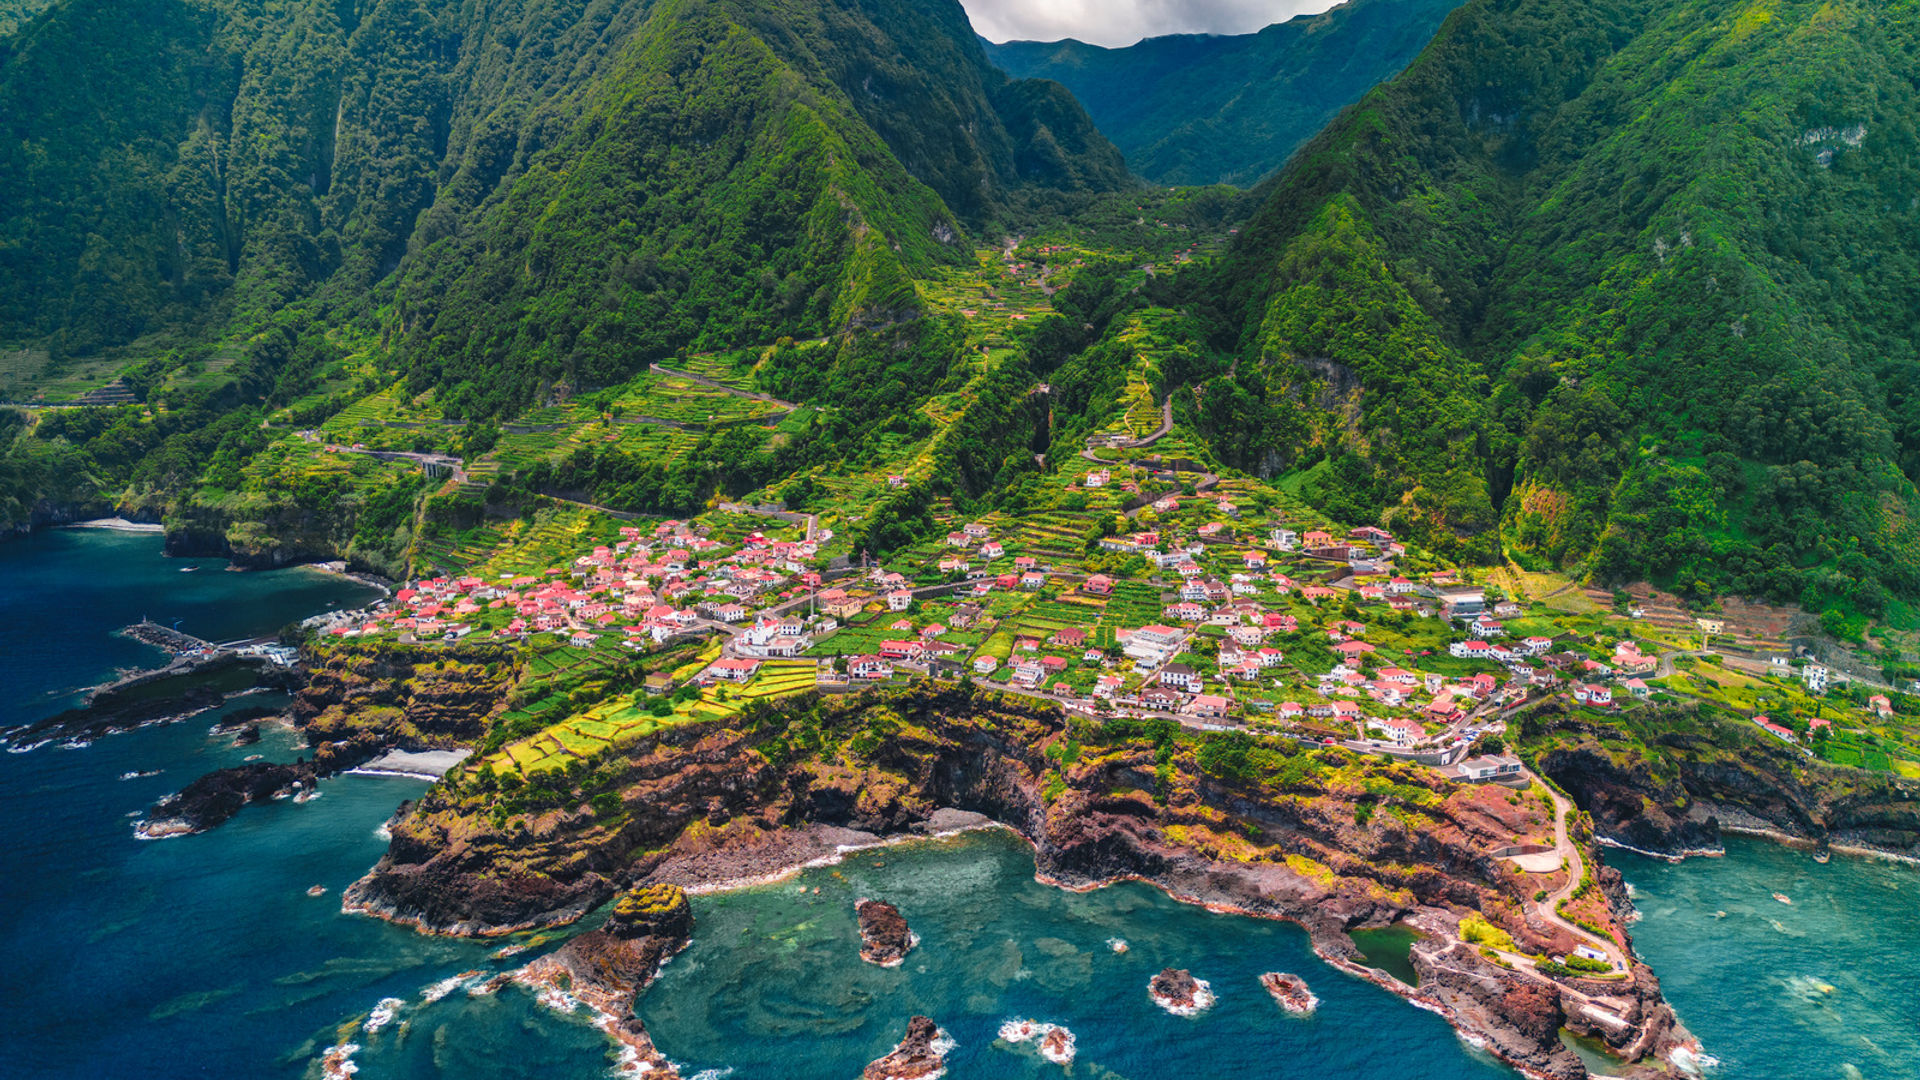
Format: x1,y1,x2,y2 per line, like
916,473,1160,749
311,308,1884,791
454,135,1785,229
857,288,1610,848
863,1016,951,1080
855,898,917,967
1148,968,1215,1016
1260,972,1318,1015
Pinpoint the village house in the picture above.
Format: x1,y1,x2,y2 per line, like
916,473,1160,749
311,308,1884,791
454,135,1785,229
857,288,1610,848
707,657,762,681
1159,663,1201,691
973,655,999,675
1450,640,1493,659
1186,694,1232,720
1574,684,1614,708
1083,574,1114,596
1449,755,1524,783
1754,715,1796,743
851,655,892,680
1370,716,1426,746
1139,687,1187,712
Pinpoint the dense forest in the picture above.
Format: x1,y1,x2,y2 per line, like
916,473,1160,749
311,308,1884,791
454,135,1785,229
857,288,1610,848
6,0,1920,620
0,0,1127,393
1190,0,1920,615
984,0,1459,186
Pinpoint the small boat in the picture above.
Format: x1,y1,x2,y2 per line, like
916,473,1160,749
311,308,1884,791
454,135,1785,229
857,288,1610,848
1774,893,1792,905
307,885,327,897
179,566,198,573
1813,851,1831,864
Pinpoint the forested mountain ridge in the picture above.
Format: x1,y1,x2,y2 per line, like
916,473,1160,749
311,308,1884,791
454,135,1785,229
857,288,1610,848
1183,0,1920,617
983,0,1461,186
0,0,1128,393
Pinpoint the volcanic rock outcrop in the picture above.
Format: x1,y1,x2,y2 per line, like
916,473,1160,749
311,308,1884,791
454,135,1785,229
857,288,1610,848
863,1016,951,1080
855,899,917,966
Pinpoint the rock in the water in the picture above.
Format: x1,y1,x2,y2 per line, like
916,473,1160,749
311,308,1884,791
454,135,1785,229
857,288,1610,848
864,1016,952,1080
999,1018,1076,1065
138,760,319,837
1148,968,1215,1016
1260,972,1318,1015
856,898,917,967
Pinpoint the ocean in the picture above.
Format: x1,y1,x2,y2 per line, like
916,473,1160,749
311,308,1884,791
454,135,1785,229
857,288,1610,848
3,529,1915,1079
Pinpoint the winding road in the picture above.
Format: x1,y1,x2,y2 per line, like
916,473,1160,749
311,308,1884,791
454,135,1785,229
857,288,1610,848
1530,772,1632,971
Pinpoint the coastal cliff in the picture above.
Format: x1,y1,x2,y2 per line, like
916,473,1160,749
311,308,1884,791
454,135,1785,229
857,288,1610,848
136,642,516,836
1525,702,1920,859
516,884,693,1075
343,683,1695,1078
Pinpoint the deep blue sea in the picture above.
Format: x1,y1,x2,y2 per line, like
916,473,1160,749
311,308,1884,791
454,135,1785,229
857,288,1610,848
3,530,1916,1080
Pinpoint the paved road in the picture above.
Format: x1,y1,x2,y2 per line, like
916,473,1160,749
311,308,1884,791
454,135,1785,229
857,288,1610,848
650,363,802,411
718,501,819,543
1079,398,1174,464
1533,772,1631,970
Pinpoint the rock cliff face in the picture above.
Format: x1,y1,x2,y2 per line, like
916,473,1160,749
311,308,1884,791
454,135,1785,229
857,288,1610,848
517,883,693,1077
344,684,1692,1076
134,643,516,837
1530,705,1920,858
292,643,517,772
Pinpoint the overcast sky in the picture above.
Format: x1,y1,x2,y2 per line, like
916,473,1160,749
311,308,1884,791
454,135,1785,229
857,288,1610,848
962,0,1342,48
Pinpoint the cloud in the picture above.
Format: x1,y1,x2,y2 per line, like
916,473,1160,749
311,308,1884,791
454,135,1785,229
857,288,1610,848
962,0,1341,48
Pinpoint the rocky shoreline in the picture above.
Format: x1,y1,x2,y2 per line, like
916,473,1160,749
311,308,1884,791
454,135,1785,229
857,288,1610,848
514,883,693,1077
331,684,1703,1078
1,655,288,751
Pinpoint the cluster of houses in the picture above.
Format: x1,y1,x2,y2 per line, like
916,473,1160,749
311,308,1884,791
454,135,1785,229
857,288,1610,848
331,519,832,650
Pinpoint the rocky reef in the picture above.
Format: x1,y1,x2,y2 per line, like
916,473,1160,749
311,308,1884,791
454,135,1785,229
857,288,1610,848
133,642,517,837
1260,972,1317,1015
516,884,693,1075
862,1016,952,1080
1147,968,1214,1016
855,899,917,967
1,655,285,749
138,760,320,838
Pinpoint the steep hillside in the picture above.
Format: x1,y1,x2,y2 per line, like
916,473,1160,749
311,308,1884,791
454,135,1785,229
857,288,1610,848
1199,0,1920,609
0,0,1127,397
0,0,49,37
983,0,1460,186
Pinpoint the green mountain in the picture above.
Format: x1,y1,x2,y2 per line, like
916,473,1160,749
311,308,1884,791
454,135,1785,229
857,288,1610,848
1192,0,1920,613
0,0,1127,396
982,0,1461,186
0,0,50,37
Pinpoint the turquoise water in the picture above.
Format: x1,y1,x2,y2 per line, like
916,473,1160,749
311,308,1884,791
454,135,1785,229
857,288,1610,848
10,530,1917,1080
632,830,1514,1080
1614,837,1920,1080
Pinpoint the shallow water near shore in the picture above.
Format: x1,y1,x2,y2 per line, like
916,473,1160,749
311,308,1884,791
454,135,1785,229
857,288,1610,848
9,530,1920,1079
1612,837,1920,1080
